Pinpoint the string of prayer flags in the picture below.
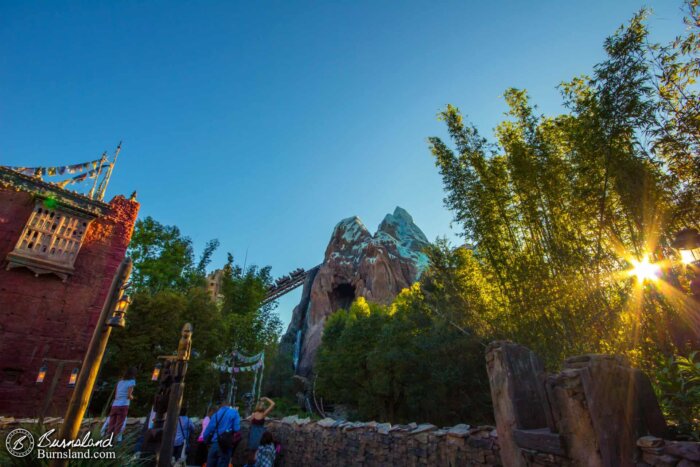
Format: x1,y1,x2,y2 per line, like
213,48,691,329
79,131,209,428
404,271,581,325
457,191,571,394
56,165,110,188
212,360,264,374
5,158,103,178
233,361,264,373
11,167,43,176
232,350,264,364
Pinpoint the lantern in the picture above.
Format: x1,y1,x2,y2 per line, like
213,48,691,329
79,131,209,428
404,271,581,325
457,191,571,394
107,294,131,328
36,364,48,383
151,363,162,381
68,367,79,387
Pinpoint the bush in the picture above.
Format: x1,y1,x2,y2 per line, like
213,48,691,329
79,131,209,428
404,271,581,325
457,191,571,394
655,351,700,440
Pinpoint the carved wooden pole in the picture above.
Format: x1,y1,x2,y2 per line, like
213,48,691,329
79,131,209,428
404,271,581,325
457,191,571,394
157,323,192,467
51,257,132,467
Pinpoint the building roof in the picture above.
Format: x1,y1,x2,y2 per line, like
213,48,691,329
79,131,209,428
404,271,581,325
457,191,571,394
0,166,110,217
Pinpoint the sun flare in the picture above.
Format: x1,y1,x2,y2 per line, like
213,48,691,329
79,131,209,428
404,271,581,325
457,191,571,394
628,256,660,284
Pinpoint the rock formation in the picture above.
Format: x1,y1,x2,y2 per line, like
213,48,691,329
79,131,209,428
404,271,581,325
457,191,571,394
282,207,430,376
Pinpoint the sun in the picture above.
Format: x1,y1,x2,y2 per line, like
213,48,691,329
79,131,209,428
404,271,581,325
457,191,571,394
628,256,660,284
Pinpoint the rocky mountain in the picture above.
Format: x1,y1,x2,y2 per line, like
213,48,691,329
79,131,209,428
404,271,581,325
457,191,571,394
281,207,430,376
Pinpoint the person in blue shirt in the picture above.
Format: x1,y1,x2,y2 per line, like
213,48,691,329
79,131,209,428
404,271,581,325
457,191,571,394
173,406,195,461
202,401,241,467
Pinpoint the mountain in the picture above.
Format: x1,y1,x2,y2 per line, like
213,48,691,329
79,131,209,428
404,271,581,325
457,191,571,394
281,207,430,376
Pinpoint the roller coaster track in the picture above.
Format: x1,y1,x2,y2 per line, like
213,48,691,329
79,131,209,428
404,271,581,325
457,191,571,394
262,264,321,305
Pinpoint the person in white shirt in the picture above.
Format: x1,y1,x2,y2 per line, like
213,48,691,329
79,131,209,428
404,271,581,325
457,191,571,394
107,367,137,436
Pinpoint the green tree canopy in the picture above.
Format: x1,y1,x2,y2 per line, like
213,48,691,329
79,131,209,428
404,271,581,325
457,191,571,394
316,293,491,425
316,5,699,432
98,218,281,416
427,9,697,368
127,216,220,293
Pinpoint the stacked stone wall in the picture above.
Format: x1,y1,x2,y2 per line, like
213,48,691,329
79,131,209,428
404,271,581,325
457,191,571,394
3,415,698,466
1,415,501,466
231,416,501,467
637,436,700,467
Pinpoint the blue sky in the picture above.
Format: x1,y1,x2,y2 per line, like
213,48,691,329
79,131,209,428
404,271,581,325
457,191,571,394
0,1,687,329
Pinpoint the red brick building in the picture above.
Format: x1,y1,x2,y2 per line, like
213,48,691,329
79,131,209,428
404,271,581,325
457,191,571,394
0,166,139,417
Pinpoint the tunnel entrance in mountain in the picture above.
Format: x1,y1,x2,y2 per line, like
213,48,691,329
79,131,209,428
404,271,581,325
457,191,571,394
330,283,356,311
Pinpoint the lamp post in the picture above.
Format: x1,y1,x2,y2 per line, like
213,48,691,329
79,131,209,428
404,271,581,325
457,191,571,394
671,228,700,298
157,323,192,467
139,324,193,466
670,228,700,348
51,257,132,467
671,228,700,265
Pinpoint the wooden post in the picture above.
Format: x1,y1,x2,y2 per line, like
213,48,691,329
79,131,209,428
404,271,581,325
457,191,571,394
157,365,187,467
156,323,192,466
88,152,107,199
485,341,549,467
228,350,237,405
50,257,132,467
39,361,64,424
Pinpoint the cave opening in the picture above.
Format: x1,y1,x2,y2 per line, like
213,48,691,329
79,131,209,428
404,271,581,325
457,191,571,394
330,283,356,311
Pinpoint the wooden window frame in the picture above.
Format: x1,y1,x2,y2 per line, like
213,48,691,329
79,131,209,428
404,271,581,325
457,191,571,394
5,200,94,281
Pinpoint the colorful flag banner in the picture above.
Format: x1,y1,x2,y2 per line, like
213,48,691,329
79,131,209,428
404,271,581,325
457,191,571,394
232,350,264,364
211,360,264,373
57,165,110,188
4,158,104,178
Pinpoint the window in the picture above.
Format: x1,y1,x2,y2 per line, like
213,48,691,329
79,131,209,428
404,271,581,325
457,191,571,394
6,201,93,280
2,368,23,384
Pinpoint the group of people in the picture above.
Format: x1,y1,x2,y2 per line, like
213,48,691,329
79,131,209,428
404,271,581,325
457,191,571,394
106,369,280,466
197,397,276,467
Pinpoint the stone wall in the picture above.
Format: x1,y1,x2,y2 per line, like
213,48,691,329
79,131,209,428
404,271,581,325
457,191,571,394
637,436,700,467
231,416,501,467
1,415,501,466
0,185,139,417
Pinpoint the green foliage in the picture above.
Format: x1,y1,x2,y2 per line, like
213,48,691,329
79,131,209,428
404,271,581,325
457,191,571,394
316,294,492,425
99,218,281,417
316,1,700,430
267,396,321,420
98,288,224,417
420,240,502,338
317,298,391,419
655,351,700,440
264,346,296,399
427,7,698,370
219,253,282,355
649,0,700,225
128,217,205,293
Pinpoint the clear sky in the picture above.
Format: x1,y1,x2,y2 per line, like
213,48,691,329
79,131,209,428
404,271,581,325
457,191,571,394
0,1,687,330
